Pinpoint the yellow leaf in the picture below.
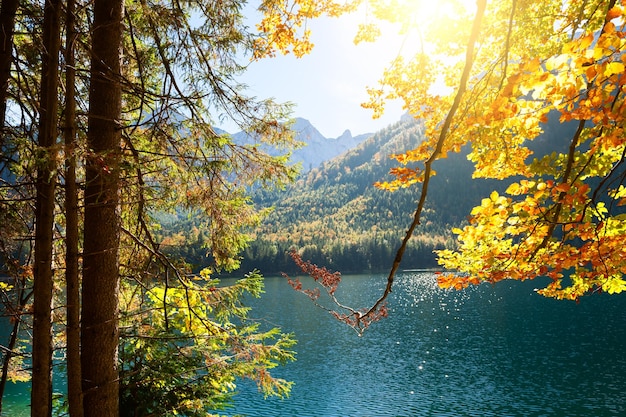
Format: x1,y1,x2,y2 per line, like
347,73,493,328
602,276,626,294
507,216,519,225
593,45,606,60
506,183,520,195
604,62,625,77
579,33,594,50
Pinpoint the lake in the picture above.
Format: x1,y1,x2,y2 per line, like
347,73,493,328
2,272,626,416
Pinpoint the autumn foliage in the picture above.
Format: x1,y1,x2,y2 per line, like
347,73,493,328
263,0,626,306
283,250,388,335
429,2,626,300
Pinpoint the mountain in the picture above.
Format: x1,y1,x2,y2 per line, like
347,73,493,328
240,118,496,274
231,117,372,172
240,114,579,275
166,113,577,275
287,118,373,171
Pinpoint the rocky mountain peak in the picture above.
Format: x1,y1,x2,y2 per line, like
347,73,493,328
229,117,374,172
290,118,371,171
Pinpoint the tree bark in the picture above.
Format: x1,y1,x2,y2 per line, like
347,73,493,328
0,0,21,400
0,0,19,134
0,283,31,414
81,0,123,414
32,0,61,414
63,0,82,413
0,311,22,414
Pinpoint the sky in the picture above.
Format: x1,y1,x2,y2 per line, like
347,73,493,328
236,13,408,139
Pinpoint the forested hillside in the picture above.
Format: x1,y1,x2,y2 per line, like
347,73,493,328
161,114,576,275
243,112,581,274
239,118,499,274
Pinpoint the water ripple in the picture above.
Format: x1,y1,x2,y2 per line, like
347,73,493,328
216,273,626,417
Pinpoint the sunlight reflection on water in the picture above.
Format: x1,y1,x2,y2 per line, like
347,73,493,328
220,272,626,417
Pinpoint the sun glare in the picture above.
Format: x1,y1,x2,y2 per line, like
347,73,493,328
360,0,478,95
362,0,478,54
375,0,477,28
403,0,476,21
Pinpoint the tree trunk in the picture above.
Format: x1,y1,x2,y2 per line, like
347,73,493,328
0,0,19,134
32,0,61,414
0,310,21,414
64,0,82,413
81,0,123,414
0,284,31,414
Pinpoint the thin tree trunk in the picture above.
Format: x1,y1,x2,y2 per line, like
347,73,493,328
81,0,123,414
63,0,82,413
0,1,19,406
0,1,21,403
0,0,19,135
0,313,21,414
0,285,31,414
32,0,61,414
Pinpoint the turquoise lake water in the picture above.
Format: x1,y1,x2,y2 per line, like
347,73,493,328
3,272,626,416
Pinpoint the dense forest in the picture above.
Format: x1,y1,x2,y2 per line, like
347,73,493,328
160,114,577,275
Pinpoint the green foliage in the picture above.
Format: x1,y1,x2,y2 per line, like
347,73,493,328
241,119,505,273
119,270,295,417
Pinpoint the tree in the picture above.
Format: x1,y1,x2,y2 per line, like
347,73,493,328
80,0,124,413
78,0,304,412
363,0,626,302
274,0,626,332
433,1,626,301
0,0,19,137
118,270,294,417
0,234,31,416
0,0,308,415
31,0,61,414
63,0,82,413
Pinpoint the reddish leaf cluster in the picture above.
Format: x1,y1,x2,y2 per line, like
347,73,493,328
330,305,389,330
285,249,341,294
283,249,389,335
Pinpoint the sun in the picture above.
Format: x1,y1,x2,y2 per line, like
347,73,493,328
369,0,477,24
358,0,478,51
415,0,477,20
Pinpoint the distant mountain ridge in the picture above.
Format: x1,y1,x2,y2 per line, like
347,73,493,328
170,113,577,275
287,118,373,171
241,117,474,274
230,117,372,172
239,114,578,274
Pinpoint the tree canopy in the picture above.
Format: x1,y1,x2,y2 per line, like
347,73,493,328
367,0,626,301
0,0,304,414
269,0,626,332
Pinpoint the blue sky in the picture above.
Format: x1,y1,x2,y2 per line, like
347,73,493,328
237,14,407,138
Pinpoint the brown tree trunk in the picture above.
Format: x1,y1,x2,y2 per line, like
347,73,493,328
0,0,19,134
0,311,22,414
0,0,21,399
0,284,31,414
63,0,82,413
81,0,123,414
31,0,61,414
